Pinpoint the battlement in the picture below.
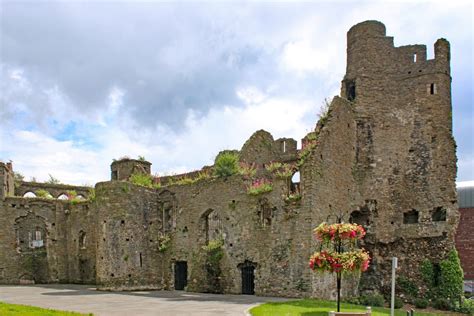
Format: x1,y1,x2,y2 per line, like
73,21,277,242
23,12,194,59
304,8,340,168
345,20,450,81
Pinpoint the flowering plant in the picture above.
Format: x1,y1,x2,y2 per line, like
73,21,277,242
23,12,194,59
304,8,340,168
314,222,366,243
238,162,257,178
247,178,273,196
309,249,370,273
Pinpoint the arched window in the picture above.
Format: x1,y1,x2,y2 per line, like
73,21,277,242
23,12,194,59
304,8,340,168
290,171,300,194
23,192,37,198
158,190,176,232
202,209,222,244
79,230,86,249
58,194,68,200
259,198,272,227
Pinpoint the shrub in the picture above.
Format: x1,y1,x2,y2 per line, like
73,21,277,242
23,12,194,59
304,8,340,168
46,174,61,184
14,172,24,188
433,298,452,310
414,298,429,309
359,293,385,307
66,190,77,199
439,249,464,302
87,188,96,201
394,297,404,309
202,239,224,264
398,275,418,297
420,259,435,287
158,234,171,252
130,172,153,187
455,299,474,315
214,151,239,177
35,189,52,199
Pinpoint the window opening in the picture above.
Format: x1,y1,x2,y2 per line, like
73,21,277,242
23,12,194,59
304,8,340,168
346,80,356,101
432,207,447,222
23,192,36,198
430,83,437,95
79,231,87,249
403,209,419,224
413,53,417,62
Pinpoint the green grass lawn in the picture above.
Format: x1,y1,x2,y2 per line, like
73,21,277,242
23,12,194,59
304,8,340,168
250,299,445,316
0,302,92,316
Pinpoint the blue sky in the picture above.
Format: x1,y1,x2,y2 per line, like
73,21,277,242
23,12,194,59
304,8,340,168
0,0,472,185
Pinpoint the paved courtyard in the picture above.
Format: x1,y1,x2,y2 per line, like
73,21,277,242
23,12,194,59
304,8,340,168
0,284,289,315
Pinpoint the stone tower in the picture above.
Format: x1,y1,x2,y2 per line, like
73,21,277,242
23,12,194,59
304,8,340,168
341,20,458,292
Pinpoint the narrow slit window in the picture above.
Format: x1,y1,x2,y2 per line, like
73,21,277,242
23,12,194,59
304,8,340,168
139,252,143,267
283,141,286,153
413,53,417,62
430,83,437,95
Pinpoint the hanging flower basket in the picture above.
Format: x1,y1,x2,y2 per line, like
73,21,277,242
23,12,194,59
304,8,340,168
313,222,366,243
309,249,370,273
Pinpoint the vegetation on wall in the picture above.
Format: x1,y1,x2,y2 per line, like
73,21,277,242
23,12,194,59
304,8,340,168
14,172,24,188
214,151,239,177
87,188,96,202
297,133,318,167
284,193,301,203
158,234,171,252
396,249,468,312
35,189,53,199
130,172,153,187
202,239,224,293
265,162,295,179
46,174,61,184
238,162,257,178
247,178,273,195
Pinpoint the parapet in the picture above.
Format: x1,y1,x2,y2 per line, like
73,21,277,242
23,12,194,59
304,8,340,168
110,158,152,181
347,20,386,43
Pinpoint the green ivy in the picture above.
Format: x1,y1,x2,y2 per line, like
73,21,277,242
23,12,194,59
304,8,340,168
420,259,435,287
438,249,464,302
419,249,464,308
398,275,418,298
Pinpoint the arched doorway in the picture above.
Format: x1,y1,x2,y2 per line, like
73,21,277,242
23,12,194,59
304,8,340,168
239,261,256,295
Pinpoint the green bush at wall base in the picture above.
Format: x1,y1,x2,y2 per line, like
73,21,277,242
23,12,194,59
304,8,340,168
394,297,404,309
414,298,429,309
359,294,385,307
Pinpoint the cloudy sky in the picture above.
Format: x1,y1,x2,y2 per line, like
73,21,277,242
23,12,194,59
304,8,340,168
0,0,472,186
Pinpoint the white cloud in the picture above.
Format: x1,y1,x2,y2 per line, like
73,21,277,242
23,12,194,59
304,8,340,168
1,87,318,185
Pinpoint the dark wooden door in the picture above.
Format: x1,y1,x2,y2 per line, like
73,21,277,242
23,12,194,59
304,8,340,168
241,265,255,295
175,261,187,290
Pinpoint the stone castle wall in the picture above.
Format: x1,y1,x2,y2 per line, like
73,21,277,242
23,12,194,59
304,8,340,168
0,21,460,299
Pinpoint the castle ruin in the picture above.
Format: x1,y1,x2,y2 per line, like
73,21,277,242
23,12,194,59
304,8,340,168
0,21,458,299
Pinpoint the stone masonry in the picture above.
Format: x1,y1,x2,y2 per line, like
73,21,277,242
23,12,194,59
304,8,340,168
0,21,458,300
